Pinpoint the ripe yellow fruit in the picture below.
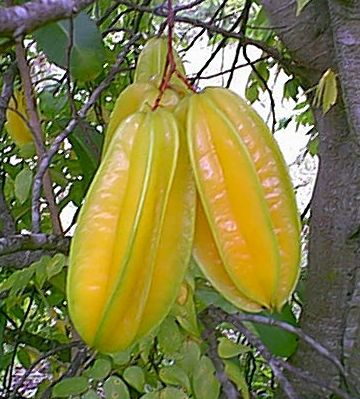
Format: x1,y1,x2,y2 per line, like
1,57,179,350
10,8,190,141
68,108,195,353
135,36,187,92
102,82,180,155
184,88,301,311
5,90,33,146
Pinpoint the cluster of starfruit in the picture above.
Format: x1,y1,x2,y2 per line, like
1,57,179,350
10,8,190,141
67,37,301,354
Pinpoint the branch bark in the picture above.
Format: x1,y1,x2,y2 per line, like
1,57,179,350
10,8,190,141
0,234,70,256
0,0,95,37
260,1,360,396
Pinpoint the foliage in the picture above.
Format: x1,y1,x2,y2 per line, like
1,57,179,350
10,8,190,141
0,0,328,397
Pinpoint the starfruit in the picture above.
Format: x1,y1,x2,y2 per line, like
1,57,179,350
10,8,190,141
103,36,188,155
134,36,187,95
68,108,195,353
184,88,301,311
5,90,33,146
102,82,180,155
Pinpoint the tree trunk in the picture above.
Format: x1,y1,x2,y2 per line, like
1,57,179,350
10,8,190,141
260,0,360,396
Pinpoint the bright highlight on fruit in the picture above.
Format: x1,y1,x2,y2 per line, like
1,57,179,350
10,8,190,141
67,36,300,353
68,109,195,353
186,88,301,311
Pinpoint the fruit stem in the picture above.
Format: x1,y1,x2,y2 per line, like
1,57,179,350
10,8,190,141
152,0,196,110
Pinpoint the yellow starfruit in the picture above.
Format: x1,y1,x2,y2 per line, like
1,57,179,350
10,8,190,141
68,108,195,353
134,36,187,94
184,88,301,311
5,90,33,146
102,82,180,155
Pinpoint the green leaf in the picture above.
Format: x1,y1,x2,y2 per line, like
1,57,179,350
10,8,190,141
69,123,103,187
0,313,5,354
36,380,52,398
52,376,88,397
39,89,67,119
14,167,32,204
17,347,32,368
176,341,201,377
296,0,312,15
103,376,130,399
251,304,299,357
123,366,145,392
111,349,131,366
34,256,49,289
195,285,238,314
307,135,319,156
34,12,105,81
217,337,250,359
84,358,112,380
3,267,35,298
47,254,66,280
172,287,199,337
141,393,160,399
159,366,191,392
223,360,250,399
313,69,338,113
283,78,299,100
82,389,100,399
322,70,338,113
160,387,188,399
245,83,259,104
192,356,220,399
158,317,183,356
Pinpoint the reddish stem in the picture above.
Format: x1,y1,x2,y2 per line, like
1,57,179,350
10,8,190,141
152,0,196,110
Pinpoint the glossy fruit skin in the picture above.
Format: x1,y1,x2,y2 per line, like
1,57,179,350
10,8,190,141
67,108,194,353
184,88,301,311
5,90,33,146
102,82,180,155
134,36,187,92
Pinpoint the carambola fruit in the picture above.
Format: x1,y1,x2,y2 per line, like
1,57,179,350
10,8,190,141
5,90,33,146
134,36,187,93
102,82,180,155
184,87,301,311
67,108,195,353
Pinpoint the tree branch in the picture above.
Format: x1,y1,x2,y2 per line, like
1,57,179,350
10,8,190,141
9,341,83,399
0,63,17,132
200,310,241,399
206,306,356,398
0,249,60,269
0,0,95,37
0,234,70,256
15,39,63,235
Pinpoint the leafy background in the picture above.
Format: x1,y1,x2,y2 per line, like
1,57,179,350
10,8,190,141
0,0,339,398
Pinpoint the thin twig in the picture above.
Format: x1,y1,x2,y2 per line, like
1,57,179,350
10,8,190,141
200,311,241,399
5,291,35,395
208,306,355,397
0,62,17,132
9,341,83,399
15,38,62,234
192,12,244,83
243,45,276,132
230,316,300,399
191,55,270,80
40,347,88,399
178,0,229,54
66,16,76,117
31,34,141,233
209,307,348,382
226,0,251,88
113,0,288,68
